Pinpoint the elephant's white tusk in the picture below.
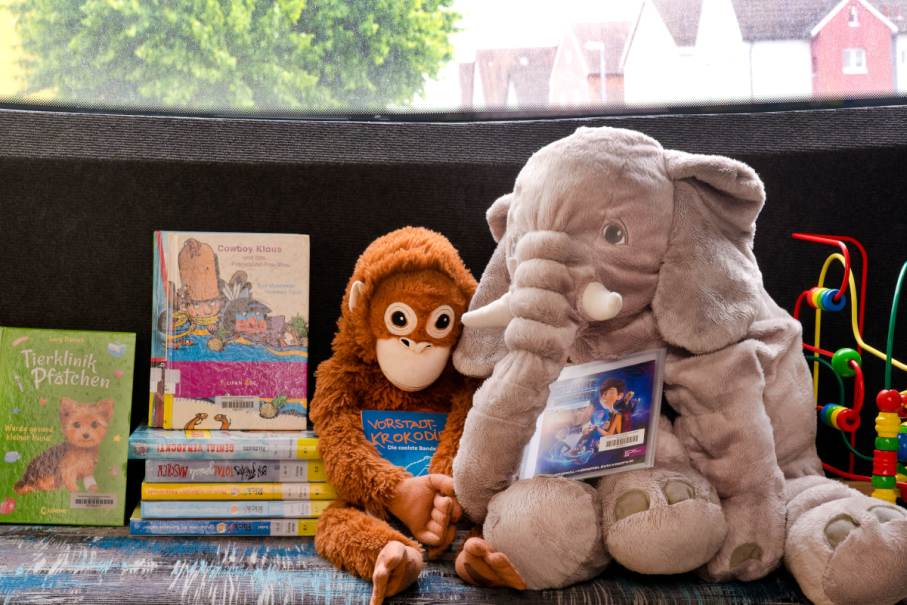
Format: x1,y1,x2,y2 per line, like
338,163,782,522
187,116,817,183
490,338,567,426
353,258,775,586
582,282,622,321
462,292,514,329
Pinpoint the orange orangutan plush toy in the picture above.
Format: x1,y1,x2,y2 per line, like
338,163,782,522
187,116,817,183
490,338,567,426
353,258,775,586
311,227,480,605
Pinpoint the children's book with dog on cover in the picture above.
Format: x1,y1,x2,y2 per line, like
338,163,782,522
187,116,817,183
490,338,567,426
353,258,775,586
519,349,665,482
0,327,136,525
149,231,310,430
128,424,319,460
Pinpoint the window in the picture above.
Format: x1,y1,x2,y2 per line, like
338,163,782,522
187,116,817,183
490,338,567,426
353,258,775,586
0,0,905,118
843,48,867,74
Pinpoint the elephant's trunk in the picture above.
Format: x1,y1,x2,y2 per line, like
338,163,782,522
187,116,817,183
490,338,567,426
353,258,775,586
455,231,610,521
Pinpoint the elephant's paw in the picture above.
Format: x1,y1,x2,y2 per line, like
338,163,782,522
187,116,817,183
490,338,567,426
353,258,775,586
699,487,785,582
786,495,907,605
600,465,726,575
455,538,526,590
485,476,611,589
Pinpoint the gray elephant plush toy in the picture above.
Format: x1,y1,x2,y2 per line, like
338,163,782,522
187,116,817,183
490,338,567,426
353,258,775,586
451,126,907,605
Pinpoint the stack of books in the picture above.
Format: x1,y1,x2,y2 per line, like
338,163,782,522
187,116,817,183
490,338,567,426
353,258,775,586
128,425,334,536
128,230,327,536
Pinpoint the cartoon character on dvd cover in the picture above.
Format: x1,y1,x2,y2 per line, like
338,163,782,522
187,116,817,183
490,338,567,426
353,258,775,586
522,350,664,481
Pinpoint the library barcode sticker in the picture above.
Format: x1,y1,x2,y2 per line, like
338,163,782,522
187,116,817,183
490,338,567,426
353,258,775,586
599,429,645,452
270,520,299,536
282,502,313,517
70,493,117,509
281,483,311,500
216,395,258,410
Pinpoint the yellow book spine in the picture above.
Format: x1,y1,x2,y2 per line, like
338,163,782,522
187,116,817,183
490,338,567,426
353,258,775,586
311,500,333,517
142,482,337,500
296,438,319,459
294,519,318,536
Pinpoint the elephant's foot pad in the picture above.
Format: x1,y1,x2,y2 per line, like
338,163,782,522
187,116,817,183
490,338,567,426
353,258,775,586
371,541,423,605
455,538,527,590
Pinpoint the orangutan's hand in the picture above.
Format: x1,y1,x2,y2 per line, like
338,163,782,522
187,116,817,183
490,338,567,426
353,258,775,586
388,474,462,548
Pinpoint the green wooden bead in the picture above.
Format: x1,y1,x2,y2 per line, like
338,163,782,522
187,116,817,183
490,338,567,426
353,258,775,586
872,475,897,489
876,437,900,451
831,348,862,377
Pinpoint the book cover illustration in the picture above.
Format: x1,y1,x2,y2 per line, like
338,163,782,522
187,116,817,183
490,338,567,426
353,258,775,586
361,410,447,477
150,232,310,430
520,349,665,482
145,459,326,482
0,327,136,525
141,482,337,500
140,499,333,519
130,505,317,536
128,424,319,460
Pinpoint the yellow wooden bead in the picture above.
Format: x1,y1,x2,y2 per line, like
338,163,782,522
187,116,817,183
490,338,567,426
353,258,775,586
876,413,902,439
872,488,898,503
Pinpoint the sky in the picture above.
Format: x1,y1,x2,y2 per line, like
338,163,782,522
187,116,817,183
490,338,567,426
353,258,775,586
415,0,643,108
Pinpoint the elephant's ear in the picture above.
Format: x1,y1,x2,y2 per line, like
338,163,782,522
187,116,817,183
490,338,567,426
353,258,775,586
453,194,513,377
652,151,765,355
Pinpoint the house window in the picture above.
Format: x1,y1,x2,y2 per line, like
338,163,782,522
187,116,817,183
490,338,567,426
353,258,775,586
843,48,867,74
849,6,859,26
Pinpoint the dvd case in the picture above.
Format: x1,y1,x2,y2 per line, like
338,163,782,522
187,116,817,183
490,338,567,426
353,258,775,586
128,424,319,460
520,349,666,482
150,232,310,430
140,500,333,518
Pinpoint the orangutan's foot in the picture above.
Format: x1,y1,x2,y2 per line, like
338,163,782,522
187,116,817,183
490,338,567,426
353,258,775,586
370,541,423,605
455,538,527,590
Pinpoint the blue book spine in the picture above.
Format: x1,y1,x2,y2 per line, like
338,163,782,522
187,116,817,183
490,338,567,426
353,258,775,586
129,516,316,536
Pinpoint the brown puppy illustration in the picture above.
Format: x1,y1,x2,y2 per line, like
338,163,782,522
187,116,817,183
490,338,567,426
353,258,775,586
14,397,114,494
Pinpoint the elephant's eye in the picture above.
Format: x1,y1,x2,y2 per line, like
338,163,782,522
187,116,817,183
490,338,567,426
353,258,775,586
603,223,627,245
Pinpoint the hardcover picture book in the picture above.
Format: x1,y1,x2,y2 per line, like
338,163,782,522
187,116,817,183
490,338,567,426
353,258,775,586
128,424,319,460
0,327,136,525
149,231,310,430
519,349,665,482
361,410,447,477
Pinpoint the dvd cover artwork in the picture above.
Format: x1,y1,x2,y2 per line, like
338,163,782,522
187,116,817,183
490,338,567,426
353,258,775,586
520,349,666,482
149,232,310,430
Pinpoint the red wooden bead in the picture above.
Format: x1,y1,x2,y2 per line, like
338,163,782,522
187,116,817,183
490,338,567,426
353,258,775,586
874,450,898,476
877,389,903,413
836,408,861,431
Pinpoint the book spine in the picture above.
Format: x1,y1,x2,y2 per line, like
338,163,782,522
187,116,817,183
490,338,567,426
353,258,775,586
129,436,319,460
130,517,317,536
140,500,333,519
145,459,326,482
141,482,337,500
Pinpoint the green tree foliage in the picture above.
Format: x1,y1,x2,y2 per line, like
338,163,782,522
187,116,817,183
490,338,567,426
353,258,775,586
11,0,459,109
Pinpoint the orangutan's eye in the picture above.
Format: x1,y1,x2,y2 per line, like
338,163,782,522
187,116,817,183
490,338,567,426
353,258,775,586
384,302,417,336
427,305,455,339
603,223,628,245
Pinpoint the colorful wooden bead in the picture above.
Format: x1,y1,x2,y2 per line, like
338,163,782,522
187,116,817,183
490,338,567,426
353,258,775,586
831,348,861,377
873,475,897,489
874,450,898,476
877,436,900,451
876,412,902,438
821,289,846,311
877,389,903,413
872,488,898,504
